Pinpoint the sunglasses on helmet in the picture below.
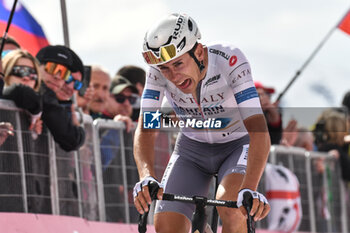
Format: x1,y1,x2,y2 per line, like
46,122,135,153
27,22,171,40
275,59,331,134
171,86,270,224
10,65,38,81
114,94,137,105
65,75,83,91
142,43,177,65
45,62,71,80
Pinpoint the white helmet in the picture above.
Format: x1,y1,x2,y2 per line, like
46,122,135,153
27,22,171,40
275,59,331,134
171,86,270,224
142,13,201,66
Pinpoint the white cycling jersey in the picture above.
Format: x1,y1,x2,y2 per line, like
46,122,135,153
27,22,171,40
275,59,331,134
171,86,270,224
141,42,263,143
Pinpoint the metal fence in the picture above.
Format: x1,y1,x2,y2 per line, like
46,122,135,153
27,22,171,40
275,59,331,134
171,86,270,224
0,99,348,232
265,146,348,232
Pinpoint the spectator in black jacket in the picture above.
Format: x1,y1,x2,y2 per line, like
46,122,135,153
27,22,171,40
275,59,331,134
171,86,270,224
36,45,85,152
2,49,43,136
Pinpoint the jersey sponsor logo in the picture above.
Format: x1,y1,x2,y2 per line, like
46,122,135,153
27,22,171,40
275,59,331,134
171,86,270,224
148,72,160,81
142,89,160,100
172,15,185,40
229,55,237,66
170,92,224,104
204,74,221,86
143,110,161,129
173,103,225,116
234,87,258,104
209,48,230,60
231,68,251,84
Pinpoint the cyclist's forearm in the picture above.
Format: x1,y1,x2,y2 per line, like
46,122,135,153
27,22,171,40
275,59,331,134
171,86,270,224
242,131,270,190
134,125,158,180
241,114,270,190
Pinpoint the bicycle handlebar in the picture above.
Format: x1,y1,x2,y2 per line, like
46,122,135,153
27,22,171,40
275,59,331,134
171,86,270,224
138,181,255,233
162,193,238,208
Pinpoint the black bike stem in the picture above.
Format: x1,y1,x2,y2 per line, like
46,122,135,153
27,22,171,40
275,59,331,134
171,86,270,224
191,196,208,233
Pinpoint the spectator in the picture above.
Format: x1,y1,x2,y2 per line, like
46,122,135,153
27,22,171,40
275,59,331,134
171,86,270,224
255,81,299,147
116,65,145,96
311,108,348,232
116,65,146,121
51,46,94,217
255,81,282,144
100,76,137,166
106,75,138,119
36,45,85,152
0,36,21,58
314,109,349,180
1,49,47,213
99,75,138,223
55,46,84,101
0,36,19,94
88,66,111,119
1,49,43,136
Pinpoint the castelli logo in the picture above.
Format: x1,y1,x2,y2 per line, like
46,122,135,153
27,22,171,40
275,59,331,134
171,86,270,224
229,56,237,66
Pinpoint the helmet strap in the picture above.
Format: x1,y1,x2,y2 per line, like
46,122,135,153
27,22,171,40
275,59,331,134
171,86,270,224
188,43,205,73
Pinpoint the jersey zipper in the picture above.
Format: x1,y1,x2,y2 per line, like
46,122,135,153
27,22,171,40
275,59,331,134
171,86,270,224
193,79,213,143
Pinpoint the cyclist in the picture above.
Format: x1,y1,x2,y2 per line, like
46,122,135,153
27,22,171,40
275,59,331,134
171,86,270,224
133,13,271,233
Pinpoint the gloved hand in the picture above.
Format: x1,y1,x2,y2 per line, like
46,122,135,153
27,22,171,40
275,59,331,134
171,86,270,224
237,188,270,221
133,176,163,198
133,176,164,214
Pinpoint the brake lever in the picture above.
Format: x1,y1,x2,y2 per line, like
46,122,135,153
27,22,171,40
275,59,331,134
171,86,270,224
242,191,256,233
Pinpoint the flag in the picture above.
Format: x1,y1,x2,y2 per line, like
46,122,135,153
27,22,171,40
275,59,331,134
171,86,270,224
338,9,350,35
0,0,49,55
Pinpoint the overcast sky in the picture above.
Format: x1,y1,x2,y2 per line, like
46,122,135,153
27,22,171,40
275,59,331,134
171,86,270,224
15,0,350,125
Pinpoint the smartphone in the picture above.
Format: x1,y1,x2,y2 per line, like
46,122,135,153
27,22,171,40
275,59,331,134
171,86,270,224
78,65,91,97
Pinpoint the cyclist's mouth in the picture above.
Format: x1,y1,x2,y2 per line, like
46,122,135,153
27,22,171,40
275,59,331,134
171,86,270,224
178,78,191,90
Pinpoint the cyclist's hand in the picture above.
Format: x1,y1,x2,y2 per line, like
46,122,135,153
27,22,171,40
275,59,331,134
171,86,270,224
133,176,163,214
237,188,270,221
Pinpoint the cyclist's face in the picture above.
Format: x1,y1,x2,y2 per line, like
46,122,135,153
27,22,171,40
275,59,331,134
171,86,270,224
158,50,203,95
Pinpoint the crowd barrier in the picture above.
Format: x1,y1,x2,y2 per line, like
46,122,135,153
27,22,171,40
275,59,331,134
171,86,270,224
0,99,348,232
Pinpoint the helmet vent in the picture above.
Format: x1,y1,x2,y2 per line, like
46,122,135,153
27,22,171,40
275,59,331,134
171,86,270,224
188,19,193,31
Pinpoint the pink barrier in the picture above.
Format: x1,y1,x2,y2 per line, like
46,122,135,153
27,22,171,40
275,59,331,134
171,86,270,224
0,212,284,233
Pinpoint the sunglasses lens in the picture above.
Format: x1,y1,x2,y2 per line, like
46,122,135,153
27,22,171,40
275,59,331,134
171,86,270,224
11,66,38,81
115,96,125,103
65,75,74,84
129,97,136,105
45,62,71,80
114,95,137,104
65,75,83,91
74,81,83,90
142,44,176,65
